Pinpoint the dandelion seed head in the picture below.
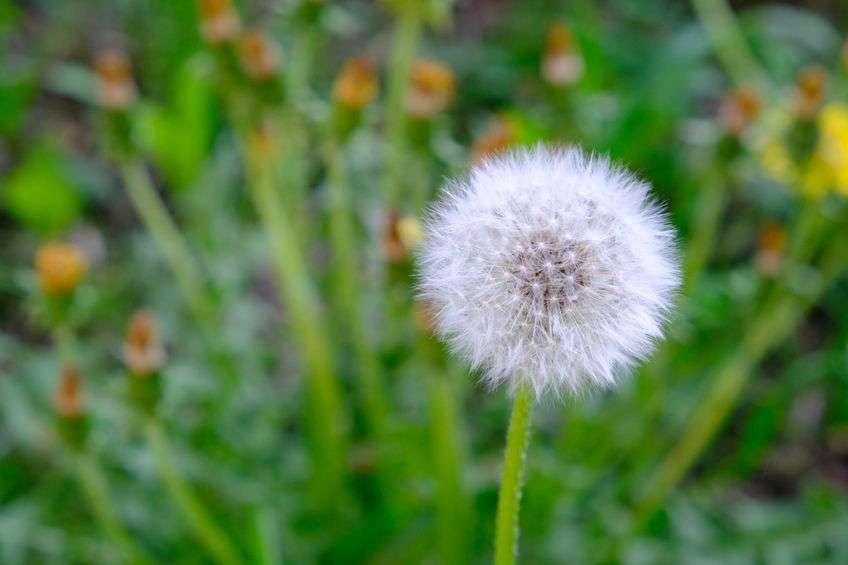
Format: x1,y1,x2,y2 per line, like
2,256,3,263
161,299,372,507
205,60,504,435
418,146,680,399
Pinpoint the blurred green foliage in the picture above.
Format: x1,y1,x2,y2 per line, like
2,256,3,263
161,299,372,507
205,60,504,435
1,0,848,564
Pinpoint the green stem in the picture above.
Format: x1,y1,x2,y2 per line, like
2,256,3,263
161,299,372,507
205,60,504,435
428,365,470,565
326,140,389,440
494,383,534,565
120,161,214,325
383,7,422,208
246,158,348,509
682,167,727,293
73,452,152,565
120,161,237,389
144,419,242,565
690,0,765,87
633,221,848,529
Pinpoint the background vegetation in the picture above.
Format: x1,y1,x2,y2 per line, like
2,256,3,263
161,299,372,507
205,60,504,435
2,0,848,563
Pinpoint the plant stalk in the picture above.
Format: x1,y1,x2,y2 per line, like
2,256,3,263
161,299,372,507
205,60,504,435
144,418,242,565
245,156,348,509
383,7,422,207
494,382,534,565
74,452,152,565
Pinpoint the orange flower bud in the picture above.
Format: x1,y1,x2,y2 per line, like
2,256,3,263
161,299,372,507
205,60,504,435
471,116,518,164
94,49,137,110
718,85,761,135
198,0,242,44
54,366,84,419
123,310,167,377
542,22,583,87
333,57,378,110
35,242,87,296
794,65,827,119
238,31,282,81
406,59,455,119
755,222,787,278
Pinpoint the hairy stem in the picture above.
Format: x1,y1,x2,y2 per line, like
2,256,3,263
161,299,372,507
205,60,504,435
494,383,534,565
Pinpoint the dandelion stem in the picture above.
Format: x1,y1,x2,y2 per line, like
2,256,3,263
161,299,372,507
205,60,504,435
494,382,534,565
633,222,848,529
325,140,389,441
119,161,236,387
682,167,727,293
144,418,243,565
384,7,422,207
73,452,152,565
245,154,348,510
690,0,765,87
428,360,470,565
121,161,213,325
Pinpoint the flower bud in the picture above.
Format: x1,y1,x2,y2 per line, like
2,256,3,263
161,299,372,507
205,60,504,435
36,242,87,296
123,310,166,377
54,365,84,419
755,222,787,278
94,49,137,111
382,210,423,263
406,59,455,119
541,22,583,87
198,0,242,44
333,57,379,110
794,65,827,119
718,85,761,136
238,31,282,81
471,116,518,164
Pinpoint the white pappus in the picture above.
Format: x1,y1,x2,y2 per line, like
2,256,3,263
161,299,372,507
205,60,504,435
417,145,680,399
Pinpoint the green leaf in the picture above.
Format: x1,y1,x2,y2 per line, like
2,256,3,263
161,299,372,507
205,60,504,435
136,57,214,189
2,144,83,235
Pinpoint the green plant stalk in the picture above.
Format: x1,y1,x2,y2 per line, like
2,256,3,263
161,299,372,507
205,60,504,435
690,0,764,87
682,168,727,293
428,367,470,565
251,505,282,565
246,160,347,508
74,453,151,565
325,140,390,441
121,161,214,326
282,23,320,243
494,383,534,565
383,7,422,207
144,418,242,565
52,321,150,564
120,161,237,388
633,225,848,528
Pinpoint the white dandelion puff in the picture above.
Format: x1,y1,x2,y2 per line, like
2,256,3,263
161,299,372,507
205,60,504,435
417,145,680,399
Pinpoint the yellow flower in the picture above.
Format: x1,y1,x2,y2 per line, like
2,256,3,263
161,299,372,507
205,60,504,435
813,103,848,196
759,140,796,186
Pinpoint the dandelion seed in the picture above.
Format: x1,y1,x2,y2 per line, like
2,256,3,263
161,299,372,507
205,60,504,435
418,145,680,398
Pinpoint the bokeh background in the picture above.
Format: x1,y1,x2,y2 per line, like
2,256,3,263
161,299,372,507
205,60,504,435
2,0,848,563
